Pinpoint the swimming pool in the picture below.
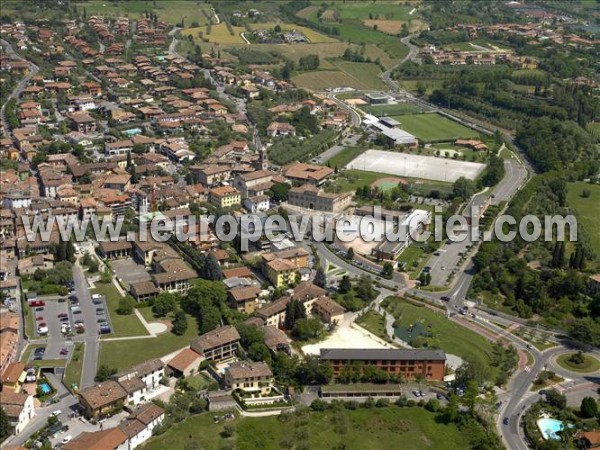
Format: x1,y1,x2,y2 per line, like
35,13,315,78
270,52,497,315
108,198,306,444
39,382,51,394
123,128,142,136
537,418,564,440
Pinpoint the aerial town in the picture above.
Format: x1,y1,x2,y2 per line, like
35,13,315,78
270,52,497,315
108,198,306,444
0,1,599,449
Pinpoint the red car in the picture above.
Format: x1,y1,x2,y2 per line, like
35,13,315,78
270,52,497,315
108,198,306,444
39,322,47,327
30,301,46,307
57,313,68,318
60,348,69,356
36,316,44,321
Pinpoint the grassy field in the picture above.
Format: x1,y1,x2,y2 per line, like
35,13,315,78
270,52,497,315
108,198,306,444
587,122,600,139
325,147,366,168
556,353,600,374
98,310,198,372
20,343,45,364
248,22,338,43
397,245,425,273
334,2,414,21
356,309,390,342
91,283,148,339
144,406,470,450
74,1,214,26
392,113,480,142
567,182,600,254
183,23,246,44
360,102,423,116
385,298,495,370
292,61,387,91
64,343,84,391
329,169,387,192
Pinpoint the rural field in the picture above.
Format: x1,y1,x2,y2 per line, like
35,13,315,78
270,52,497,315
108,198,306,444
292,61,388,91
183,22,246,45
144,406,470,450
74,0,214,25
567,181,600,254
391,113,481,142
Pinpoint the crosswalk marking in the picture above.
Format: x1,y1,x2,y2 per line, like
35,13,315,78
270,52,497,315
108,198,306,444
523,366,531,372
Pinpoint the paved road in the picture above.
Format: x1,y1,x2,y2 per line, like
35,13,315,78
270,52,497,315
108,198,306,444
72,261,100,388
0,39,40,139
380,35,420,92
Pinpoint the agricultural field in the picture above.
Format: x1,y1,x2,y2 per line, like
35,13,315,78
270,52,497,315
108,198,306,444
293,60,387,91
248,22,338,43
567,182,600,254
183,23,246,45
74,1,214,26
298,4,409,60
144,407,470,450
391,113,480,142
363,19,426,35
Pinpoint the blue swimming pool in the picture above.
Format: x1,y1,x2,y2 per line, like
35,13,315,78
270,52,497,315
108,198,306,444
39,382,51,394
123,128,142,136
537,418,564,440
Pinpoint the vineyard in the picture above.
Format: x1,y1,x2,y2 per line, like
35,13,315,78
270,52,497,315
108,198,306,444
268,129,338,166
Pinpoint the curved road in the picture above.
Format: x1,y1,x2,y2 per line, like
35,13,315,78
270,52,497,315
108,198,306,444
0,39,40,139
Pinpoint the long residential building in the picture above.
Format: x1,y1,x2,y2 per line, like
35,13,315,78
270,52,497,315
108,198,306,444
319,348,446,381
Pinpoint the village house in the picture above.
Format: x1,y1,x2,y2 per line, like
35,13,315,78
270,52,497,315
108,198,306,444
0,391,35,434
225,361,273,395
190,325,240,362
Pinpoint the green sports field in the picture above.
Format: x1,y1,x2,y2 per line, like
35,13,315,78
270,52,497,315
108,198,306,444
392,113,480,142
360,102,423,116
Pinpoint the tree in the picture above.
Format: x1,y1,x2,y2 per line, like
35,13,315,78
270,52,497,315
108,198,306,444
284,299,306,329
292,317,324,340
0,407,13,441
452,176,475,200
95,365,117,381
545,389,567,409
167,311,185,336
338,275,352,294
247,342,271,363
314,267,327,288
153,292,180,317
346,247,354,260
569,350,585,365
462,380,479,414
270,183,290,201
201,253,223,280
580,396,598,418
117,295,135,315
382,262,393,278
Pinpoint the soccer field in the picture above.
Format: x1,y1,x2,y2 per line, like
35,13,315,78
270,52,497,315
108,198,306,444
347,149,485,182
392,113,480,142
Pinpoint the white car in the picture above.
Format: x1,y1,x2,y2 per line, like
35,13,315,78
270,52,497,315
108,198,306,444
37,326,48,335
51,410,62,417
61,435,72,445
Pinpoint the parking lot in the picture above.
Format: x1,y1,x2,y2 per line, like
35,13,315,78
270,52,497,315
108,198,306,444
28,297,72,362
111,258,151,290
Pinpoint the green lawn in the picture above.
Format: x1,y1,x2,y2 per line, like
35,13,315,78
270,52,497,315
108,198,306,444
397,245,425,274
73,1,214,26
92,283,148,339
144,406,470,450
329,169,387,192
355,309,390,342
98,311,199,372
391,113,480,142
64,342,84,391
360,103,423,116
556,353,600,374
567,182,600,254
336,2,413,21
325,147,366,168
385,298,495,372
183,373,218,391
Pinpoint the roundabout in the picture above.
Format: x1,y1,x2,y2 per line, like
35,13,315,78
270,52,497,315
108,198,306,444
555,352,600,374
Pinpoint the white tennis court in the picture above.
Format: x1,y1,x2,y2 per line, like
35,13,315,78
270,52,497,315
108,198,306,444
347,149,486,182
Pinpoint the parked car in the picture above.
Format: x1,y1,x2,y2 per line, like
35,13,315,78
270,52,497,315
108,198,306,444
37,326,48,335
36,316,44,321
503,417,509,426
61,435,72,445
60,349,69,356
51,410,62,417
